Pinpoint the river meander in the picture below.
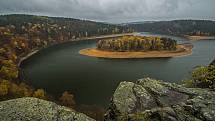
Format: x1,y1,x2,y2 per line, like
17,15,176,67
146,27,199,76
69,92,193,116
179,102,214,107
21,32,215,107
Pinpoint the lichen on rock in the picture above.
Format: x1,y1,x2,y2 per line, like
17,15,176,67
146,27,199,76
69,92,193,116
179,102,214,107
0,97,95,121
105,78,215,121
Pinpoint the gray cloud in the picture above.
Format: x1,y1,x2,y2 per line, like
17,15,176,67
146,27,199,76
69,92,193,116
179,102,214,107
0,0,214,23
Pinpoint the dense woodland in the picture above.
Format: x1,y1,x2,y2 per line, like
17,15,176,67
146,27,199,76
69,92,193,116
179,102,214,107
127,20,215,36
0,14,133,120
97,35,177,52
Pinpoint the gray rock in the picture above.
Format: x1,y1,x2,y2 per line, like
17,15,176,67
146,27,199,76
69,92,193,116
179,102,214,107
0,97,95,121
105,78,215,121
113,82,156,114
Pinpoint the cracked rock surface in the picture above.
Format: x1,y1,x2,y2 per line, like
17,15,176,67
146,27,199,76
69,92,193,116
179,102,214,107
0,97,95,121
105,78,215,121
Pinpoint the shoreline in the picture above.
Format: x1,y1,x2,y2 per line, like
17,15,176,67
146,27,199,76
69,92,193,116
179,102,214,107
18,33,136,66
70,33,137,41
185,35,215,41
79,43,193,59
18,50,39,66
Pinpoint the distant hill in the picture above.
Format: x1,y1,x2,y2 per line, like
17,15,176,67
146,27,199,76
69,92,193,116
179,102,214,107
127,20,215,36
0,14,132,38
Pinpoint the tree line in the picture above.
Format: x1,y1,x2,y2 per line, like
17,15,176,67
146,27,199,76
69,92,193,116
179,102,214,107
128,20,215,36
0,14,133,120
97,35,177,52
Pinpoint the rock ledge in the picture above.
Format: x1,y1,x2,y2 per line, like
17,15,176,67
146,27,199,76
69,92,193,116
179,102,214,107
0,97,95,121
105,78,215,121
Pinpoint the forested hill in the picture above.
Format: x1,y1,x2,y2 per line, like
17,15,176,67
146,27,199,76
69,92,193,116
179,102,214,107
127,20,215,36
0,14,132,113
0,14,132,38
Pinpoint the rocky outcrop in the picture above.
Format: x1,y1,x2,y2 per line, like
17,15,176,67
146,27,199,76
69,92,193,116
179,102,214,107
105,78,215,121
0,97,95,121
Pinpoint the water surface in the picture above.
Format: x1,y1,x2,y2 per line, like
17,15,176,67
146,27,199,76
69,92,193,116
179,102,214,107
21,32,215,107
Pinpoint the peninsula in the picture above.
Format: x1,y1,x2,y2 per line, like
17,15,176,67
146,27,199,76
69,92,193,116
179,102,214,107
79,35,193,58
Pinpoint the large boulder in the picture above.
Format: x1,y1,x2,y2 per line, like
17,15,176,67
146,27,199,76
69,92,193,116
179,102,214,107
105,78,215,121
0,97,95,121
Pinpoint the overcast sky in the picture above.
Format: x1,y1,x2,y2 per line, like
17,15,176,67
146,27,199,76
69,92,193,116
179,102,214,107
0,0,214,23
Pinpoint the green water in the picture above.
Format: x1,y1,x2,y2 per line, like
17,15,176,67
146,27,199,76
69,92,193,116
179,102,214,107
21,33,215,107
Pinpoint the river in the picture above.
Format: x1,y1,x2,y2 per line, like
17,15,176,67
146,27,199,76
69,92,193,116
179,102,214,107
20,32,215,107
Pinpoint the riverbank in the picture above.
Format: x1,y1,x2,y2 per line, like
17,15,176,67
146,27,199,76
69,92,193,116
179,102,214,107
18,50,39,66
71,33,137,41
79,43,193,59
18,33,136,66
185,35,215,41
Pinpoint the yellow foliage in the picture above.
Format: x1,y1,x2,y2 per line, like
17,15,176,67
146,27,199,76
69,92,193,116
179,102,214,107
0,80,10,96
0,48,6,55
0,59,18,80
33,89,46,99
0,66,18,80
1,60,15,67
